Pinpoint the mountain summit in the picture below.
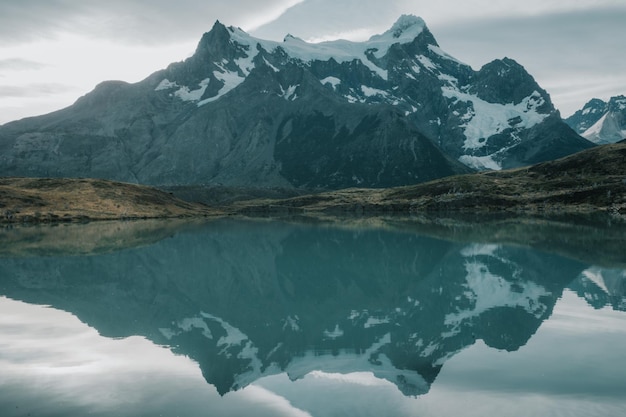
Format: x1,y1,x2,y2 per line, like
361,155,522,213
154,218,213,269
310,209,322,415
0,15,592,189
565,95,626,144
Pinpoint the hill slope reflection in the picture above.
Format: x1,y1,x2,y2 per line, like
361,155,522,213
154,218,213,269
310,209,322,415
0,218,622,396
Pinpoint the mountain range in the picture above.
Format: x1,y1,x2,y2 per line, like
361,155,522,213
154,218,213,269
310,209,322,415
0,15,594,190
565,95,626,144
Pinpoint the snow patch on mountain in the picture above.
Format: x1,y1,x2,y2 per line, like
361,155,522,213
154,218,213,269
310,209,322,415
280,85,299,101
567,95,626,144
582,112,626,144
306,370,392,387
201,312,264,390
198,66,247,106
458,155,502,171
582,106,600,116
175,78,211,102
155,79,178,91
282,35,390,80
323,324,344,339
364,316,391,328
443,88,548,153
420,341,439,358
460,244,500,258
437,73,458,87
285,333,429,396
263,57,279,73
583,114,609,141
444,260,550,334
283,315,301,332
581,267,626,297
156,73,245,106
158,315,213,340
361,86,389,98
428,45,464,64
320,76,341,89
416,55,437,72
201,312,250,351
582,268,611,294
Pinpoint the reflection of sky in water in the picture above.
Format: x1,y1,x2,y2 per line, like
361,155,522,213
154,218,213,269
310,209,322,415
398,290,626,416
1,288,625,417
0,296,317,417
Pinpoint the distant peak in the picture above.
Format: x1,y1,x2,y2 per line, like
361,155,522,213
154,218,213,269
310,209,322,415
199,19,230,42
283,33,304,43
497,57,523,67
193,20,239,61
608,95,626,112
582,98,607,109
211,19,226,31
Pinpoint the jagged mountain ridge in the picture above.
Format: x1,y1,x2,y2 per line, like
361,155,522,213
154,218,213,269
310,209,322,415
565,95,626,144
0,15,592,188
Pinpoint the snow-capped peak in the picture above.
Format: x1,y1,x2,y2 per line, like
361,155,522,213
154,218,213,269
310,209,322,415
370,14,427,42
161,15,434,104
215,17,431,82
273,16,428,75
579,94,626,144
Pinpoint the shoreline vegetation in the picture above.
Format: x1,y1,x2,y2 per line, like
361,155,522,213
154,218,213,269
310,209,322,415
1,142,625,224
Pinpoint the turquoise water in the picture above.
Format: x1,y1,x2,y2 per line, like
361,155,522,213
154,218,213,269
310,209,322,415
0,218,625,416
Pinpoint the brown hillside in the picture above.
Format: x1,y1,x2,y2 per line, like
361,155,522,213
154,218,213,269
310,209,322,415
0,177,218,223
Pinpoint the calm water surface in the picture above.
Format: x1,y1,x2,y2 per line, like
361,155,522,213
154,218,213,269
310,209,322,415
0,217,625,417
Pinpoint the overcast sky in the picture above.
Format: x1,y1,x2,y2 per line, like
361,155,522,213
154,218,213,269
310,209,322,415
1,0,625,125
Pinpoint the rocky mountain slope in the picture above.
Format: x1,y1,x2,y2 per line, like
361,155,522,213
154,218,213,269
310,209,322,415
0,15,592,189
565,95,626,144
235,141,626,215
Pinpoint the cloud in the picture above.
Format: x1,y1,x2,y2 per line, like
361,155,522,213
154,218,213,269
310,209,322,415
252,0,400,41
0,0,303,45
251,0,625,41
0,83,72,98
0,58,47,71
433,6,626,68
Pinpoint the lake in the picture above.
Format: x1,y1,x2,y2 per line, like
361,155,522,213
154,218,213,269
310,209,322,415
0,216,625,417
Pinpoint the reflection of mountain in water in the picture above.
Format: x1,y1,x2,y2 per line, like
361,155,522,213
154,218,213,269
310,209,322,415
0,219,596,396
571,268,626,311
